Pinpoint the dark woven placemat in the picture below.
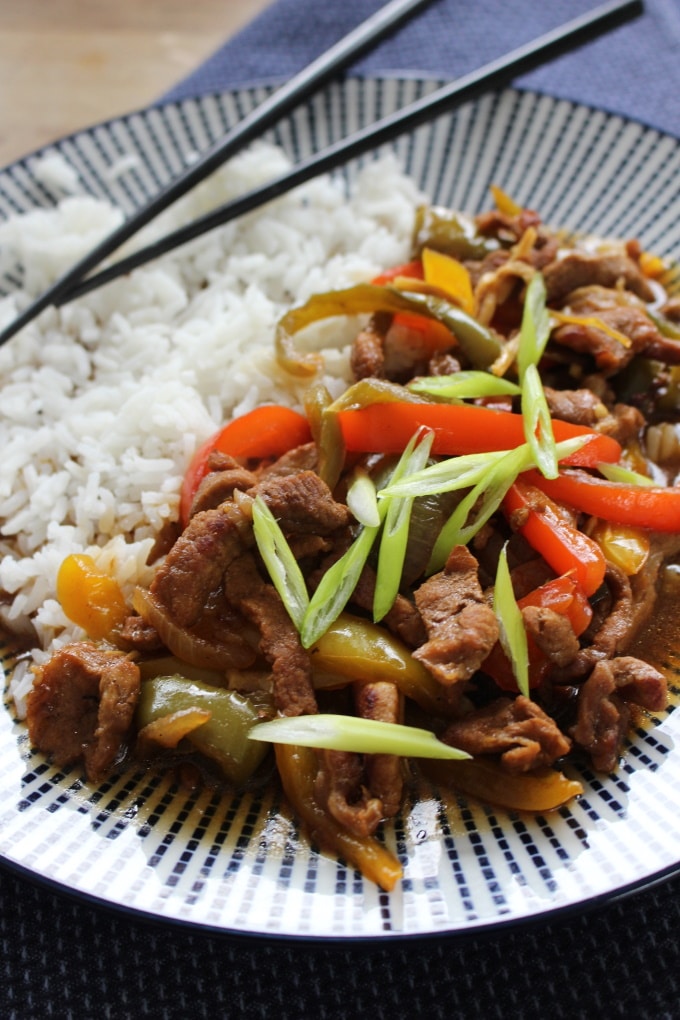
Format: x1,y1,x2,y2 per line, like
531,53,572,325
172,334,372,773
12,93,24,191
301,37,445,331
4,2,680,1017
1,863,678,1020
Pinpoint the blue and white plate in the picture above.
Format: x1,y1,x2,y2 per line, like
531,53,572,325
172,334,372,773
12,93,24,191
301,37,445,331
1,79,680,940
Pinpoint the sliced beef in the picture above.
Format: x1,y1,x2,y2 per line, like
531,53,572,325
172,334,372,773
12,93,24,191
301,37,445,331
115,614,164,654
475,207,543,242
522,605,580,668
254,471,350,537
351,565,427,649
543,386,609,429
257,441,319,479
224,553,316,717
189,455,258,517
413,545,499,686
314,749,383,837
350,315,387,380
553,561,650,682
151,501,253,628
27,642,140,782
355,680,403,818
543,250,655,304
442,695,571,772
571,656,667,771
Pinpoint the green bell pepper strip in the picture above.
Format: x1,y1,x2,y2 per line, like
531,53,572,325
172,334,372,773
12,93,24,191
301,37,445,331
136,675,273,787
275,283,502,377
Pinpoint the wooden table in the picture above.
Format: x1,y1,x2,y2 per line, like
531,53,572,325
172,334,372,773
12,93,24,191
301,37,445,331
0,0,274,167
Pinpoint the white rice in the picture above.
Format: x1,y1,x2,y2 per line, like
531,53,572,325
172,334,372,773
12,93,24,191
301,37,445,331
0,143,424,713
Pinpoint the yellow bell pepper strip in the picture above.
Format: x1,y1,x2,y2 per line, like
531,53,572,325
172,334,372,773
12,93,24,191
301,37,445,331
136,675,273,787
589,521,650,576
503,478,607,597
274,283,503,376
57,553,129,641
490,184,522,217
179,404,311,527
274,742,403,891
527,467,680,533
421,247,475,316
309,612,455,718
137,707,213,749
336,400,622,467
420,756,583,812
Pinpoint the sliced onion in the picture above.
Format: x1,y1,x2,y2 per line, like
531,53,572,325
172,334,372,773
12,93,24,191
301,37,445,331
132,587,257,672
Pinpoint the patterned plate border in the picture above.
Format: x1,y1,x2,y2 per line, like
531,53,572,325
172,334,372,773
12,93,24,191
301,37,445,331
1,80,680,939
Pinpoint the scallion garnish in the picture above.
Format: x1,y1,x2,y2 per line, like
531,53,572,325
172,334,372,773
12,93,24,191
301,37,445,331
597,462,656,486
427,444,531,571
408,371,521,400
517,272,551,378
493,542,529,698
300,517,382,648
252,495,309,630
373,428,434,621
517,272,558,479
347,467,381,526
522,362,558,479
248,714,470,759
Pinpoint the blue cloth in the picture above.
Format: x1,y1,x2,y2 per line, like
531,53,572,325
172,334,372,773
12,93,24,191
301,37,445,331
165,0,680,137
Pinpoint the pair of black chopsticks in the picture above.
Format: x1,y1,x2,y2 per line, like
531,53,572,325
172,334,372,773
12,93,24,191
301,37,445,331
0,0,643,347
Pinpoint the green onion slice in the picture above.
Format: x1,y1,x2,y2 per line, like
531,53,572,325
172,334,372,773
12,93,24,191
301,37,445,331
494,543,529,698
597,462,656,486
373,428,434,621
252,496,309,630
517,271,550,379
249,714,470,759
300,519,382,648
522,362,558,480
347,468,381,526
408,371,521,400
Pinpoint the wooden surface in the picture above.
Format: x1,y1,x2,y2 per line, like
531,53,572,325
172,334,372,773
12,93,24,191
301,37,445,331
0,0,274,167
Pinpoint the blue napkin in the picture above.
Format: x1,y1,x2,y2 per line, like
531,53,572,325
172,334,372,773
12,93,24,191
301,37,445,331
164,0,680,138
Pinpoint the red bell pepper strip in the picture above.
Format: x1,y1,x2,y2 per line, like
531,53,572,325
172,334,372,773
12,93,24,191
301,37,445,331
371,260,424,285
526,468,680,533
502,478,606,597
484,573,592,692
180,405,311,526
336,401,621,467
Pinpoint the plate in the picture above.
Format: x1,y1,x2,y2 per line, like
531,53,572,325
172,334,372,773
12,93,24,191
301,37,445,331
1,79,680,940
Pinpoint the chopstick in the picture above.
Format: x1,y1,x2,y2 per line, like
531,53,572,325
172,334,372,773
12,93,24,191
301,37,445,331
60,0,642,306
0,0,434,345
1,0,642,344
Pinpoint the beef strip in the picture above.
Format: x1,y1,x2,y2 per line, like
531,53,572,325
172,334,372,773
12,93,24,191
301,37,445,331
151,501,253,628
571,656,667,771
441,695,571,772
522,605,580,667
115,614,165,654
253,471,350,536
413,545,499,686
189,456,258,517
350,315,387,380
355,680,403,818
553,561,654,682
223,553,316,717
27,642,140,782
543,251,655,305
314,749,384,837
351,564,427,649
257,441,319,479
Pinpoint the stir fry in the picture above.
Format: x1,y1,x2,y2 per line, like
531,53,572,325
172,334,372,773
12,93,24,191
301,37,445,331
24,189,680,889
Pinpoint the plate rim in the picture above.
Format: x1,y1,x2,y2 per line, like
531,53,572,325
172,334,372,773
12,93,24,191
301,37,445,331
2,76,680,940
